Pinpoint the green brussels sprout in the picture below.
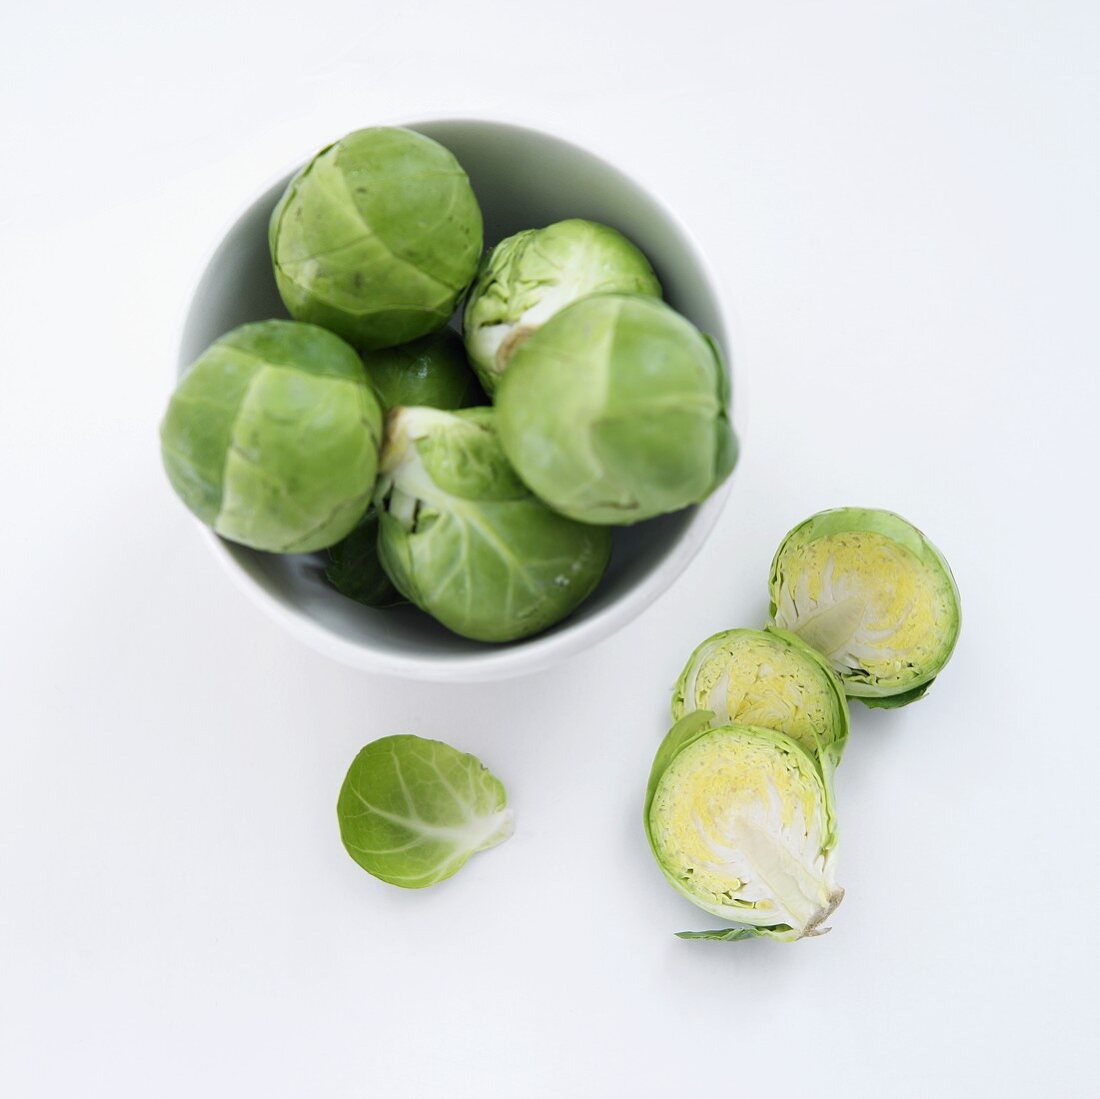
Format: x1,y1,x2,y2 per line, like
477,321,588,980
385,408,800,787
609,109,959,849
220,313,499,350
769,508,961,706
360,327,484,412
496,294,737,525
160,320,382,553
269,127,483,351
645,712,844,942
462,219,661,393
337,735,513,889
324,508,404,607
671,627,849,772
374,406,612,641
325,329,484,607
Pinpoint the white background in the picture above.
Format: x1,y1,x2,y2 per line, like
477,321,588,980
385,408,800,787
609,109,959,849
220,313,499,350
2,1,1097,1095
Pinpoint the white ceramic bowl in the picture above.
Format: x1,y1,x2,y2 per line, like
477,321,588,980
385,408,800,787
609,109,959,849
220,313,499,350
178,119,736,681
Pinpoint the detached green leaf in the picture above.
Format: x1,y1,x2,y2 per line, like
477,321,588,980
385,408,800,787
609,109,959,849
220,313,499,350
337,734,513,889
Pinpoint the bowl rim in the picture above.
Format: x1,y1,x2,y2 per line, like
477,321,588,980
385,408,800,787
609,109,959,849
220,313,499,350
176,114,740,682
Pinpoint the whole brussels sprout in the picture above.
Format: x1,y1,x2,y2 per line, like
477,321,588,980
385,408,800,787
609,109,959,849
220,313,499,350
269,127,483,351
374,406,611,641
672,627,848,773
645,713,844,942
496,295,737,525
361,328,484,412
462,219,661,393
160,320,382,553
769,508,961,707
324,508,404,607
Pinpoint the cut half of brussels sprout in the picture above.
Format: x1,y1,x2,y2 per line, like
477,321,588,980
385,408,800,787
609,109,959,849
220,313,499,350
645,713,843,941
374,406,611,641
769,508,961,705
270,127,483,351
462,219,661,393
496,294,736,525
671,627,848,772
160,320,383,553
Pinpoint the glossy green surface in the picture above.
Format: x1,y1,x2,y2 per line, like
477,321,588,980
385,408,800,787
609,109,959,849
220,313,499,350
361,327,484,412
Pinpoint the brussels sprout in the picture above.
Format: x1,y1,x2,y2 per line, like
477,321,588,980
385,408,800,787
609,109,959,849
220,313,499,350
672,627,848,772
645,712,843,942
325,330,483,606
374,406,612,641
769,508,961,706
496,295,737,525
160,320,382,553
360,327,484,412
462,219,661,393
269,127,483,351
324,508,404,607
337,735,513,889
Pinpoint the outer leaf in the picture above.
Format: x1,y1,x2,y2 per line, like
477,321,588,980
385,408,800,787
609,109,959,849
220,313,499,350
676,925,801,943
857,680,934,709
337,734,513,889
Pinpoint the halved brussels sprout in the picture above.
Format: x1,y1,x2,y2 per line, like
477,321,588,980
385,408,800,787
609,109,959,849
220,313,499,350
496,294,737,525
645,713,843,941
671,627,848,772
160,320,382,553
374,406,611,641
769,508,961,706
462,219,661,393
360,327,484,412
270,127,483,351
337,734,513,889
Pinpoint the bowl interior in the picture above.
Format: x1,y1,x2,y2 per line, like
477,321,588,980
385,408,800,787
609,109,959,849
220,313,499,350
178,120,730,675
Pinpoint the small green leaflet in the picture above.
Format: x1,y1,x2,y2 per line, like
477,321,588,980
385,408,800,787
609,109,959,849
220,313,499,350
676,924,800,943
857,680,934,709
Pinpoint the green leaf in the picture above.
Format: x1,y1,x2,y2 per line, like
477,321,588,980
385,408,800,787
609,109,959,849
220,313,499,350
676,924,800,943
337,735,513,889
857,680,934,709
